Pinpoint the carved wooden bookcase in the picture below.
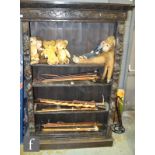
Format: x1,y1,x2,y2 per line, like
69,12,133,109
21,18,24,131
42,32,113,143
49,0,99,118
21,1,133,149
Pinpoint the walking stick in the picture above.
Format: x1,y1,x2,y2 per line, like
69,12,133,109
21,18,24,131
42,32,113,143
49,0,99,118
111,90,125,134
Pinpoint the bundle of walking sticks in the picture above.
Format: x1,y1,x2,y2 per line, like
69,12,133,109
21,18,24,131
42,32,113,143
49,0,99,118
42,122,103,132
38,98,96,108
35,98,105,112
36,72,100,83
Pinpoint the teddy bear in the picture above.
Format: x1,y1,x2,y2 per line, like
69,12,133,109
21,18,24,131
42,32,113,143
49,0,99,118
30,37,40,64
30,38,71,65
55,40,71,64
73,36,115,83
36,39,43,51
33,39,47,64
41,40,59,65
43,40,56,49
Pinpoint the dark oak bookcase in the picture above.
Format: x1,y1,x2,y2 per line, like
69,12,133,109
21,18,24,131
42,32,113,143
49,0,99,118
21,1,133,149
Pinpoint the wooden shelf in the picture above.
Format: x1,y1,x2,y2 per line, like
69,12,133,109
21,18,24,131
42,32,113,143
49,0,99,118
36,129,106,138
31,63,104,67
32,80,111,87
34,109,108,115
39,136,113,149
35,128,113,149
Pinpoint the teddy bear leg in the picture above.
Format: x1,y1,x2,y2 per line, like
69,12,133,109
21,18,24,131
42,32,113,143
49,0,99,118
101,65,108,81
47,59,54,65
65,58,69,64
73,55,80,63
58,59,63,64
107,66,113,83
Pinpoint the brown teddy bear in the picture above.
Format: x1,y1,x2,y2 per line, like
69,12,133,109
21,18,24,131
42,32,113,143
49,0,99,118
34,39,47,64
43,40,56,49
73,36,115,83
41,40,59,65
30,38,71,65
55,40,71,64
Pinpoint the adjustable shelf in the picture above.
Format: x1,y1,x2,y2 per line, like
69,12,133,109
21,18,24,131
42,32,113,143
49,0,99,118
32,80,111,87
34,110,109,138
31,63,104,80
34,101,109,115
36,128,107,138
34,109,107,115
37,131,107,138
31,63,104,67
33,86,111,102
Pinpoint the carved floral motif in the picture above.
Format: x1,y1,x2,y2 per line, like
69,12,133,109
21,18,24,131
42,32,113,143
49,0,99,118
21,8,126,21
22,22,35,134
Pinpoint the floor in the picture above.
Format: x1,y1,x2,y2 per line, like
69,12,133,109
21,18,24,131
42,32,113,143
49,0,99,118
21,111,135,155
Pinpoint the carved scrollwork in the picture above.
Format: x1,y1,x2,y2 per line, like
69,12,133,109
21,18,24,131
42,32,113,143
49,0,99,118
22,22,35,134
21,8,127,21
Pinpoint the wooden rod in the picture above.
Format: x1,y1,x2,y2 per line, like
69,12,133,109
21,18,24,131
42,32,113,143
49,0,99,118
35,107,97,112
41,76,98,83
38,99,96,108
37,99,96,104
42,122,102,128
42,126,99,132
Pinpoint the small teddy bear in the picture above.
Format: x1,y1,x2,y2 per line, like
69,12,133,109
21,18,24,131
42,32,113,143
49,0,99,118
34,40,47,64
43,40,56,49
55,40,71,64
41,40,59,65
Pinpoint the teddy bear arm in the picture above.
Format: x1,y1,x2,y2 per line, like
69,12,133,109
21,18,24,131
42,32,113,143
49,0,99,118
65,58,70,64
107,65,114,83
101,65,108,80
65,50,71,58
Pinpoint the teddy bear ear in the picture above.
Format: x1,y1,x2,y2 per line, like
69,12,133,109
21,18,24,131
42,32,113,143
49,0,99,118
110,36,116,47
113,39,116,47
30,37,36,42
106,36,115,47
50,40,56,46
64,40,68,45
